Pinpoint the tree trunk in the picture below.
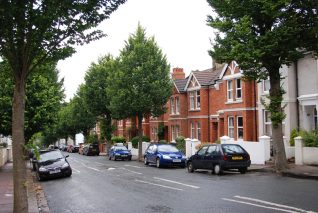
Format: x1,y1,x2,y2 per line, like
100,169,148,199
12,76,28,213
269,70,288,172
137,113,143,161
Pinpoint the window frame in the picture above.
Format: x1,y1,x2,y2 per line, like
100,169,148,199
236,79,242,99
196,90,201,109
197,122,201,141
171,125,175,141
170,97,175,114
189,91,195,110
228,116,234,138
227,80,233,101
237,116,244,140
191,122,195,139
263,78,270,93
175,97,180,114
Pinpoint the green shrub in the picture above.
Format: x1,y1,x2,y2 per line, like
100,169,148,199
301,129,318,147
86,134,99,144
289,129,299,146
111,136,126,144
131,136,150,148
0,142,8,148
157,123,165,140
175,136,185,153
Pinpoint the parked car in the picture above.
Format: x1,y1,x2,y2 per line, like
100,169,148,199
72,145,80,153
33,149,72,181
83,144,100,156
187,144,251,175
144,143,186,168
59,144,66,151
109,145,132,161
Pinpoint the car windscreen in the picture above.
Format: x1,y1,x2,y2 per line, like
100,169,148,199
114,146,128,151
39,151,64,162
222,144,245,154
157,145,179,153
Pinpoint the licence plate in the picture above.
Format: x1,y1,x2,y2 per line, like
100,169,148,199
232,156,243,160
49,169,61,174
122,155,127,157
173,159,181,163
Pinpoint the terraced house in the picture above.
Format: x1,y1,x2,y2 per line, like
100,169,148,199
113,61,259,144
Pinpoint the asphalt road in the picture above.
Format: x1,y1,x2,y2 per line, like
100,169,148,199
41,152,318,213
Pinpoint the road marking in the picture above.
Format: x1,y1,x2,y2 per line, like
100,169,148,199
108,168,116,170
153,177,200,189
71,168,81,173
234,196,312,212
95,162,104,165
125,165,142,168
120,168,142,175
86,166,101,172
135,180,183,191
222,198,298,213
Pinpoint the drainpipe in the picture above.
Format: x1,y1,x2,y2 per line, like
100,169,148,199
254,80,258,141
295,61,300,130
208,86,211,142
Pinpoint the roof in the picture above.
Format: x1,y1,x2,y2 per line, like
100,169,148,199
192,67,224,86
174,78,188,93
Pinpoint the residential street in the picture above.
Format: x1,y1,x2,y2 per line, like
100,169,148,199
41,153,318,213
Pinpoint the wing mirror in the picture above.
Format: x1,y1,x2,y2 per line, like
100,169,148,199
65,155,69,158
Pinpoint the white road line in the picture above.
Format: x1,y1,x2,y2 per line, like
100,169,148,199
86,166,101,172
135,180,183,191
125,165,142,169
95,162,104,165
222,198,298,213
71,168,81,173
108,168,116,170
153,177,200,189
235,196,313,212
120,168,142,175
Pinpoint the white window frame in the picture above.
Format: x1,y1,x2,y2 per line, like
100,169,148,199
236,79,242,99
170,97,175,114
228,116,234,138
176,125,180,138
263,110,272,137
175,97,180,114
227,80,233,101
263,78,270,93
196,90,201,109
197,122,201,141
237,116,243,140
171,125,175,141
189,91,195,110
191,122,195,139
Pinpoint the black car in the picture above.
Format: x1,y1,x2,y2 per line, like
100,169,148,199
83,144,100,156
72,145,80,153
33,150,72,181
187,144,251,175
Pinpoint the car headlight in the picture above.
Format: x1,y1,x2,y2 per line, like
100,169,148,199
162,155,171,159
39,167,48,172
61,163,70,169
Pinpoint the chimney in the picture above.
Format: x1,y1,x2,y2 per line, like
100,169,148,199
172,68,185,80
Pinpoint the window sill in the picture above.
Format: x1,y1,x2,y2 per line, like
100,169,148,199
189,109,201,112
225,100,243,104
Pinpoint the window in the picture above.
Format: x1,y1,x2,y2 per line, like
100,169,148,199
118,120,123,126
206,145,217,155
237,116,243,139
236,79,242,99
227,80,233,101
191,122,195,139
197,146,208,156
263,110,272,137
175,97,180,114
197,122,201,141
171,126,175,141
263,78,270,92
228,117,234,138
196,90,201,109
170,98,175,114
189,92,195,110
176,125,180,138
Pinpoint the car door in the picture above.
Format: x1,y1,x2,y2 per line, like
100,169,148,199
203,145,218,170
151,145,158,163
145,145,154,163
192,146,208,169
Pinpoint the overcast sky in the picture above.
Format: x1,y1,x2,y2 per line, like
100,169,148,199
57,0,215,101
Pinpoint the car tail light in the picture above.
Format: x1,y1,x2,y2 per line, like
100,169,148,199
223,154,228,161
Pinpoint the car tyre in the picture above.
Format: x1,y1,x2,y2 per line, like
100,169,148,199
144,157,149,165
187,162,194,173
239,167,247,174
156,158,161,168
109,156,111,160
213,164,223,175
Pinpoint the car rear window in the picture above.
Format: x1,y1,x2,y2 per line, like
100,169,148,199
222,144,245,154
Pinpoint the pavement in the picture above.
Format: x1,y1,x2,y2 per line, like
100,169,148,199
0,159,317,213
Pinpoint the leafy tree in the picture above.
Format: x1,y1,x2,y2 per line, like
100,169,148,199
0,1,125,211
207,0,318,172
0,60,64,141
108,24,172,160
83,55,117,151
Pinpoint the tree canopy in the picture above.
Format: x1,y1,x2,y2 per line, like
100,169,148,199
108,24,172,159
207,0,318,171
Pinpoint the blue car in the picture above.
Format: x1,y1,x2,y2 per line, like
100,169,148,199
144,143,186,168
109,145,132,161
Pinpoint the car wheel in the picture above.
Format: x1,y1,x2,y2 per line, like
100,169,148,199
239,167,247,174
128,157,132,161
156,158,161,168
144,157,149,165
213,164,223,175
187,162,194,173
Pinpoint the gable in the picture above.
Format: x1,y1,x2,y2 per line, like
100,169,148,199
219,61,243,80
184,73,201,91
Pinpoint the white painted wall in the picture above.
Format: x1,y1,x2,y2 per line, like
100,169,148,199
295,136,318,165
0,147,12,167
